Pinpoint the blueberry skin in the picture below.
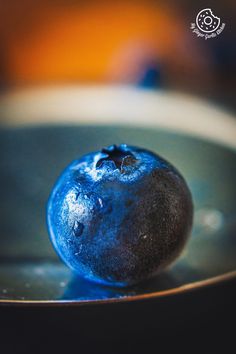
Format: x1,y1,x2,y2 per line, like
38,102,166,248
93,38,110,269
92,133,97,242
47,144,193,287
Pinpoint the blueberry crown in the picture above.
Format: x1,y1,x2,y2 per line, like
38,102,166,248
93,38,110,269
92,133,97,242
96,144,137,171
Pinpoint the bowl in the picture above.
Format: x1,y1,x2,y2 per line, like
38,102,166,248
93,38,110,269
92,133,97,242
0,86,235,305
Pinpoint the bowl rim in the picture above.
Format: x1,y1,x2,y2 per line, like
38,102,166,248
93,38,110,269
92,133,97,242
1,85,236,149
0,271,235,306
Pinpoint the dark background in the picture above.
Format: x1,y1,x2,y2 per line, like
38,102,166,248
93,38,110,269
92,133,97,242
1,279,236,354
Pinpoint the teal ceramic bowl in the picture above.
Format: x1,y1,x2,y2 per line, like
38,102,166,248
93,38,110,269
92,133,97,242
0,87,235,304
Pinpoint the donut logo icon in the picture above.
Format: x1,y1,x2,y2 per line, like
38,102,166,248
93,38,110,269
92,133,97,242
196,8,220,33
191,8,225,39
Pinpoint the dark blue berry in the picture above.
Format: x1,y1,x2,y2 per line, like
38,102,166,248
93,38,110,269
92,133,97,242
47,144,193,287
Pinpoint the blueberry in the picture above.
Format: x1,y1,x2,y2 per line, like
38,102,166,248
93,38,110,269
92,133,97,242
47,144,193,287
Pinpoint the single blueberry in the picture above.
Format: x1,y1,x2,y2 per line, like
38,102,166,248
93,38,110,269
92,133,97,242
47,144,193,287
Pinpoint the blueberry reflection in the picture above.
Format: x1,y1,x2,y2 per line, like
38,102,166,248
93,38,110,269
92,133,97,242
60,270,185,301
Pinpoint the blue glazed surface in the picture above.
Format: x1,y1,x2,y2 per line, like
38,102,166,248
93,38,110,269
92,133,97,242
1,125,236,301
47,144,193,287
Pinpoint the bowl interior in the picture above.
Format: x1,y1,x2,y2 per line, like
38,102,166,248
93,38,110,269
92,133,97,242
0,125,236,303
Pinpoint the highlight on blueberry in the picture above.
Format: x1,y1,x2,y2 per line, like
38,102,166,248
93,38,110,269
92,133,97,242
47,144,193,287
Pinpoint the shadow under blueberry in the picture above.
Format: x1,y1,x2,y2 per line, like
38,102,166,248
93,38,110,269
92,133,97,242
60,262,203,301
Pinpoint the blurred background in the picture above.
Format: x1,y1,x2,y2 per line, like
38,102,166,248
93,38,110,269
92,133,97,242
0,0,235,113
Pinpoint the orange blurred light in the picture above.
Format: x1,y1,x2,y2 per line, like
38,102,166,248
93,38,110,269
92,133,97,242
3,1,187,84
